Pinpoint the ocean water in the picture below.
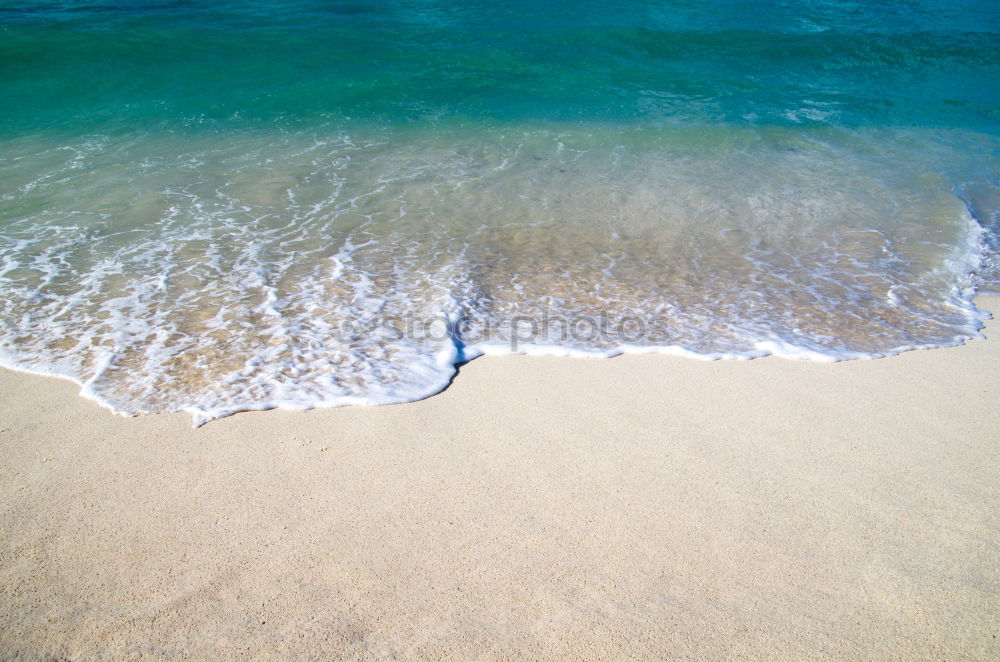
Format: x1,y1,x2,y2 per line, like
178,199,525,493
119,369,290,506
1,1,998,424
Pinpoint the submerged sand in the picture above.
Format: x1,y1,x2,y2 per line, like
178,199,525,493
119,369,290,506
1,296,998,660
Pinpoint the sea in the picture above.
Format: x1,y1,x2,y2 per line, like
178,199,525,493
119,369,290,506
1,0,998,424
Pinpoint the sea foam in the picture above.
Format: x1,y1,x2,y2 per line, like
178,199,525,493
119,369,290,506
0,126,995,424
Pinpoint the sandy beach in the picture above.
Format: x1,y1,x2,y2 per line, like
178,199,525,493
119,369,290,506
1,296,998,660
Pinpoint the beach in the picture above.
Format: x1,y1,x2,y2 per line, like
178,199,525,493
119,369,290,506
2,1,999,659
1,295,997,660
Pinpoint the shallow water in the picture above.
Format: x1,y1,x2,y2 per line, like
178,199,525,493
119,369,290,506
1,1,998,423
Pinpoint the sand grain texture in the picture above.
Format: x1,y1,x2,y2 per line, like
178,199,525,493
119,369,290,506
1,297,999,661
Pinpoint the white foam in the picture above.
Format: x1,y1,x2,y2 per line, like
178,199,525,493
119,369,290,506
0,126,995,425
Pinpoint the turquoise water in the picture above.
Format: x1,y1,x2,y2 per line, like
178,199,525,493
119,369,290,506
2,1,999,131
1,1,999,423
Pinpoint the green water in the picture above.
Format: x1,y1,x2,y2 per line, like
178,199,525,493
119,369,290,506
2,0,998,131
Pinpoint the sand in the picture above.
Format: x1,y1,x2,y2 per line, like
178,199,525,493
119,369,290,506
1,296,998,661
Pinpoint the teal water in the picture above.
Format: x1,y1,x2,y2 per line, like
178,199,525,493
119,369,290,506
2,1,999,131
1,1,999,423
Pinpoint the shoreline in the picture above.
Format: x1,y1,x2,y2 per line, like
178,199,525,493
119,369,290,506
1,296,998,659
0,290,992,427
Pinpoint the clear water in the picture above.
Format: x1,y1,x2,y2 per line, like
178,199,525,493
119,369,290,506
1,1,998,423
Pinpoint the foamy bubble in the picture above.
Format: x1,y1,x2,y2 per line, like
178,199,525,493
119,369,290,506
0,125,994,424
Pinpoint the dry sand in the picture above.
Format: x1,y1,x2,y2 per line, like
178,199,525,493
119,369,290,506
1,297,999,661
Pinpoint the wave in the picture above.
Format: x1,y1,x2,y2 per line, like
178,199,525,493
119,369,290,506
0,125,995,425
